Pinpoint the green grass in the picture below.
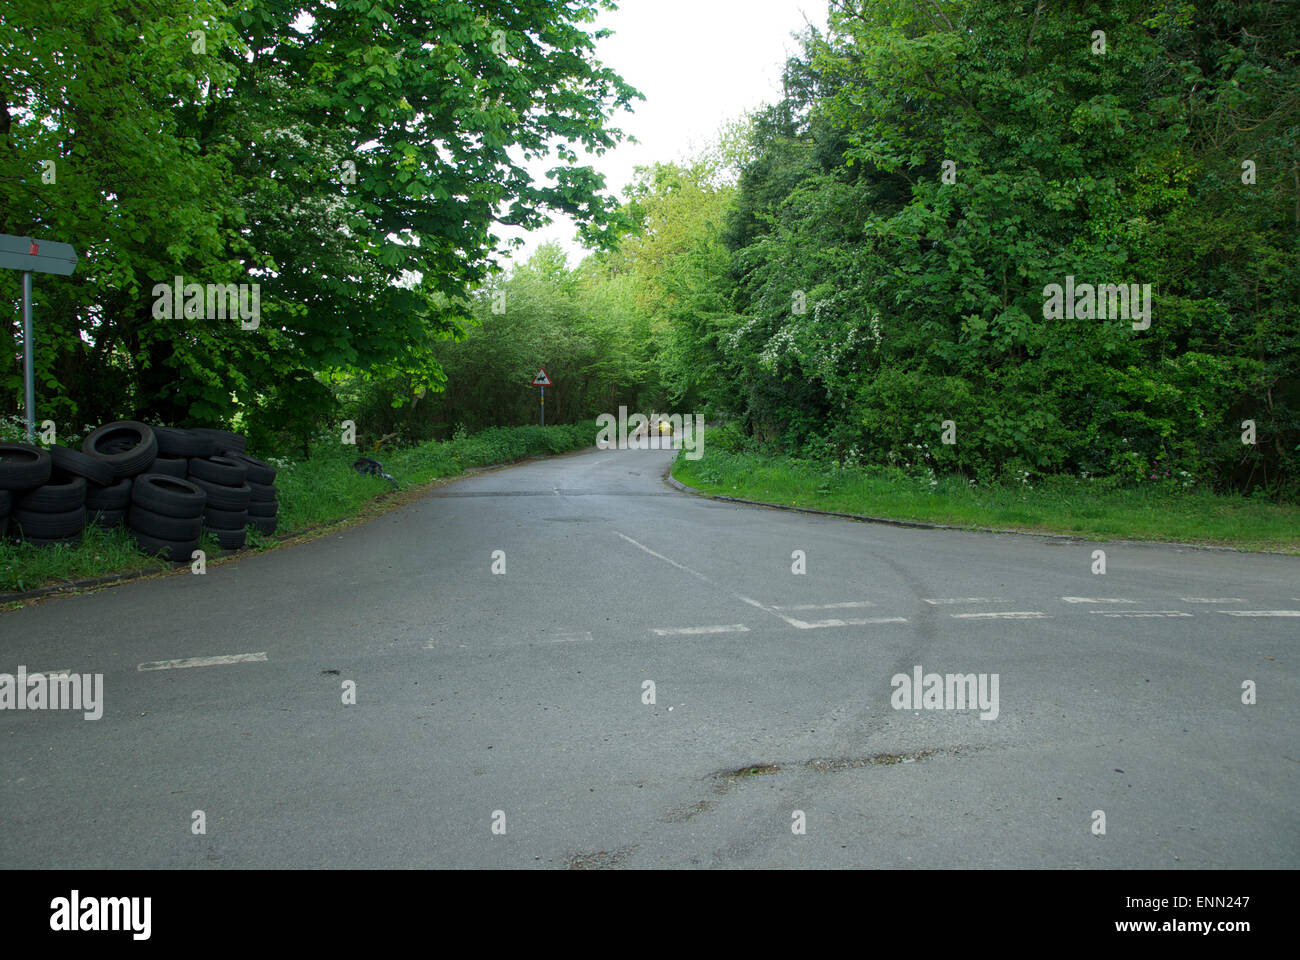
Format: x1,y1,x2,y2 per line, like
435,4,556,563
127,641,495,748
673,448,1300,553
0,522,173,596
0,421,598,596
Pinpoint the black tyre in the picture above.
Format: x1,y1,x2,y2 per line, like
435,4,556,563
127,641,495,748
190,428,246,454
247,499,278,518
203,506,248,530
15,475,87,513
152,425,218,458
49,444,115,487
247,480,276,503
86,477,132,510
248,515,278,535
90,508,126,529
0,443,52,490
11,506,87,539
128,505,202,541
0,489,10,515
131,530,199,562
149,456,189,479
130,474,206,518
188,456,247,486
81,422,158,479
209,526,246,550
223,452,276,485
186,476,251,510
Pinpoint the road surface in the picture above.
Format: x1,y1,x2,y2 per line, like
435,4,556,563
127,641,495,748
1,445,1296,868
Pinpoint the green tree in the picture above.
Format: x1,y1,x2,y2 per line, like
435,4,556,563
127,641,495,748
2,0,641,448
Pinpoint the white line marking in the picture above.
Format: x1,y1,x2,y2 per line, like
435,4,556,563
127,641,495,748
651,624,751,636
614,531,714,585
774,601,875,611
783,617,908,629
1060,597,1138,604
1090,611,1193,618
614,533,796,628
544,631,594,643
138,652,268,672
1182,597,1244,603
951,611,1050,620
614,533,891,631
1218,610,1300,617
923,598,1007,605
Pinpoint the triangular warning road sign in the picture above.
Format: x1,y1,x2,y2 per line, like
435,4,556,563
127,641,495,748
531,367,552,386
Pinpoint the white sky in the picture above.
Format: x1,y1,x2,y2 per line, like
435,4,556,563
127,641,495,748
494,0,829,268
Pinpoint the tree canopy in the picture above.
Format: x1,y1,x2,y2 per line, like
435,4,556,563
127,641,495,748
2,0,638,445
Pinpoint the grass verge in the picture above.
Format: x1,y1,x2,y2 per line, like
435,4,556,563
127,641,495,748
0,421,597,599
672,448,1300,554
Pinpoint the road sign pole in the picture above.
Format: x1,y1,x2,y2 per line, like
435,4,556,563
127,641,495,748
2,236,79,441
21,270,34,441
530,367,551,426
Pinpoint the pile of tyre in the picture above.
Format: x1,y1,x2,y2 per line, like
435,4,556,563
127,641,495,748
0,421,279,558
0,443,105,547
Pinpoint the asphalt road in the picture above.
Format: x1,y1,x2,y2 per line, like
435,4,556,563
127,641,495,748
1,445,1296,868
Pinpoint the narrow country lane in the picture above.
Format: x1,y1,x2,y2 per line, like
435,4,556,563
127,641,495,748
1,445,1295,868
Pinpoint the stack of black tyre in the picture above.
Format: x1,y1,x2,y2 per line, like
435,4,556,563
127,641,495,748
177,427,279,541
74,421,196,561
127,473,208,561
3,421,278,555
0,443,86,546
77,421,160,547
230,453,278,536
186,454,252,550
67,425,151,531
0,445,50,540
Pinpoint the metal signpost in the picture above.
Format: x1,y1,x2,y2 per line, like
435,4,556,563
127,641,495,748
1,235,79,440
531,367,551,427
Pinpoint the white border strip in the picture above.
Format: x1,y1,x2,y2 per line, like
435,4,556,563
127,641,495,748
138,652,268,672
651,624,751,636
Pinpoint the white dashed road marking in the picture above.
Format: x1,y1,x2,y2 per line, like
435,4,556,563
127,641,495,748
782,617,908,629
1090,611,1193,618
651,624,751,636
951,611,1050,620
1182,597,1244,603
138,653,268,672
543,631,594,643
923,598,1007,605
1217,610,1300,618
1060,597,1138,604
774,601,875,611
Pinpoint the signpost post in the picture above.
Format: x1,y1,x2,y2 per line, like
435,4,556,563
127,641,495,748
531,367,551,427
1,235,79,441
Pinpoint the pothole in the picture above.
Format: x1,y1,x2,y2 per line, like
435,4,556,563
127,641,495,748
717,763,781,781
807,747,967,772
567,845,637,870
